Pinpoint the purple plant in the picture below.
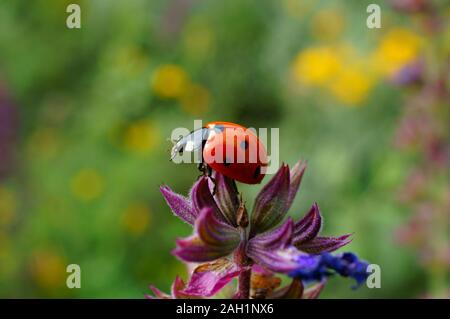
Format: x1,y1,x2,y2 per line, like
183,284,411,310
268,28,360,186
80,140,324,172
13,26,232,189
391,60,424,87
389,0,430,13
149,160,370,299
389,0,450,297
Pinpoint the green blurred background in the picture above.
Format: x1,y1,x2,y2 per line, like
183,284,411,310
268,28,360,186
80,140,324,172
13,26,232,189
0,0,448,298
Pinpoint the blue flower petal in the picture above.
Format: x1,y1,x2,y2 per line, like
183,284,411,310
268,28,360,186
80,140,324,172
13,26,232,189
289,252,370,289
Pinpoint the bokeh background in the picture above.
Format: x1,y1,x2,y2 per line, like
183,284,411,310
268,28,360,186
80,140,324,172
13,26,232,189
0,0,449,298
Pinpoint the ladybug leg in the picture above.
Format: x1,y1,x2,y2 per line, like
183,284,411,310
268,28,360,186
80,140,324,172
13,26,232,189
196,162,217,195
205,166,218,196
196,162,206,180
196,139,208,180
206,164,213,177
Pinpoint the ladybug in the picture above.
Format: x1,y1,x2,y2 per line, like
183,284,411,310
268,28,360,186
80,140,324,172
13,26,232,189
171,121,268,184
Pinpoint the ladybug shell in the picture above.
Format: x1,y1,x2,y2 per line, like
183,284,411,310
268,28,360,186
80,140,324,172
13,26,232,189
203,122,268,184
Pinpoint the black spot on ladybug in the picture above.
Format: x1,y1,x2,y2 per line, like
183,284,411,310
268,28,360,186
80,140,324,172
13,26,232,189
240,140,249,150
214,124,225,133
253,166,261,179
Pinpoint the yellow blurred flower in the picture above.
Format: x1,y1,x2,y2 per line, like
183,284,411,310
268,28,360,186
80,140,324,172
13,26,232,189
122,202,151,236
151,64,189,99
180,83,211,115
291,44,377,106
122,120,160,154
292,46,342,86
328,64,375,105
70,169,104,202
372,27,423,76
0,186,17,227
311,8,346,41
30,249,66,290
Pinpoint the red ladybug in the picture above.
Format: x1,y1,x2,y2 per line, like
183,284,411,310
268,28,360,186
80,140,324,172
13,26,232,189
171,122,268,184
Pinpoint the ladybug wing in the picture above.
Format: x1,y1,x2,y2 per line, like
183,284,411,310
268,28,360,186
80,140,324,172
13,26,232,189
203,123,268,184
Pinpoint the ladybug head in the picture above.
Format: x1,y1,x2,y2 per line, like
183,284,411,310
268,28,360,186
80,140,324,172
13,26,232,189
170,127,209,161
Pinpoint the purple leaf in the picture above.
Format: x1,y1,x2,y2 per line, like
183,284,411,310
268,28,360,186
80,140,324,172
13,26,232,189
145,286,171,299
247,220,305,274
296,234,352,254
173,208,240,262
182,258,241,297
196,207,240,249
251,264,273,276
250,164,290,235
146,276,195,299
171,276,190,299
191,177,229,225
173,235,230,262
247,218,296,273
285,160,307,213
160,185,197,225
211,171,240,227
249,217,294,250
293,203,322,244
247,245,304,274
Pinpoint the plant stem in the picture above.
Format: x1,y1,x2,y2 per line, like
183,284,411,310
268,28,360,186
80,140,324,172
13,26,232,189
235,196,252,299
234,239,252,299
238,268,251,299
